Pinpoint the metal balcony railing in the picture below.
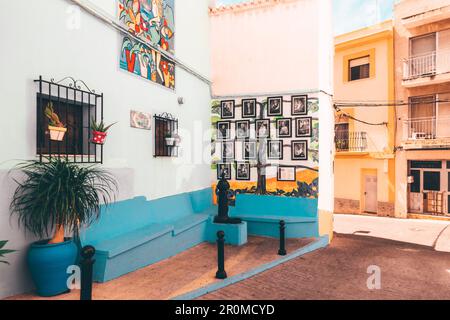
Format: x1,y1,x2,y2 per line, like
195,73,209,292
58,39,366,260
403,50,450,80
335,131,368,152
404,116,450,140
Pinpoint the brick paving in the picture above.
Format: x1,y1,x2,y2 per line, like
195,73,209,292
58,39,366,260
8,237,312,300
199,234,450,300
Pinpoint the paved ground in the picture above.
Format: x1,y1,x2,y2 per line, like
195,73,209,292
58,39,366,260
200,233,450,300
9,237,312,300
334,214,450,252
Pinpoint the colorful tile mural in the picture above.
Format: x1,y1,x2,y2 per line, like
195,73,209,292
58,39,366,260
118,0,176,89
118,0,175,53
211,96,319,203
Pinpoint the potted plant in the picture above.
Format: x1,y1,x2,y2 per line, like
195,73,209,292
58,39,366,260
165,131,176,146
173,133,181,146
44,102,67,141
10,158,118,297
0,240,15,265
91,119,117,145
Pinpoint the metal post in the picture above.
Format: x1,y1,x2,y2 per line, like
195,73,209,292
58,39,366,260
216,231,227,280
278,220,287,256
80,245,96,301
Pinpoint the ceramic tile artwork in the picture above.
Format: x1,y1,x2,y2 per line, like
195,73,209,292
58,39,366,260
119,0,175,89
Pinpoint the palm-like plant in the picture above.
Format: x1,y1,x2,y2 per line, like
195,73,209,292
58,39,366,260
91,119,117,133
0,240,15,265
10,158,118,244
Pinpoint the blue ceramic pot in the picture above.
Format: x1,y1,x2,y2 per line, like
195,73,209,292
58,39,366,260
27,238,78,297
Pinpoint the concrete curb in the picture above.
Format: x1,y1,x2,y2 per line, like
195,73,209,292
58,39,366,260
171,235,329,300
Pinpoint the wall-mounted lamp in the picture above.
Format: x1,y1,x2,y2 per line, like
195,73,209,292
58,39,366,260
407,176,414,184
178,97,185,105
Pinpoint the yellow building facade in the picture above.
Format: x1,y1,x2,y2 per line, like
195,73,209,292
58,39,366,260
334,20,396,217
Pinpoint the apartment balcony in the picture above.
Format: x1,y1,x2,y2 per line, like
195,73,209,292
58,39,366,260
402,50,450,87
335,131,368,153
402,116,450,149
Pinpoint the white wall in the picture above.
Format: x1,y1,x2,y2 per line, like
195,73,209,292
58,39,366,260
0,0,211,298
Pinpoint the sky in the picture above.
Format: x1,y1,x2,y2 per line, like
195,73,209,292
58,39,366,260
215,0,396,35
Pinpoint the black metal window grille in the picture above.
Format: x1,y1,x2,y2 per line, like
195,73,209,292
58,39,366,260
154,113,179,157
35,76,104,164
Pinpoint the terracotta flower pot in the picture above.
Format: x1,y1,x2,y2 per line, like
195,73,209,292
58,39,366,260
92,131,108,145
48,126,67,142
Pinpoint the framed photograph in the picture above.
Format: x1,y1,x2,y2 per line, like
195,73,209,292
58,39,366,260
217,121,231,140
292,140,308,161
256,119,271,138
291,95,308,116
222,141,235,161
236,120,251,139
278,166,297,182
236,162,251,181
130,110,152,130
242,99,257,118
221,100,235,119
276,118,292,138
267,96,283,117
268,140,283,160
296,117,313,138
243,140,257,160
217,163,232,180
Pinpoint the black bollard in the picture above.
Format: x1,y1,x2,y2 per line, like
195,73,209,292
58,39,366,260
215,231,227,279
80,245,96,301
278,220,287,256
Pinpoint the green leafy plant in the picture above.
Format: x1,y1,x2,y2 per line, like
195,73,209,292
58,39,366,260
91,119,117,133
0,240,15,265
10,158,118,244
44,102,65,128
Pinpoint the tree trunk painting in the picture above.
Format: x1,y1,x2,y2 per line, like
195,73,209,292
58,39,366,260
256,101,267,195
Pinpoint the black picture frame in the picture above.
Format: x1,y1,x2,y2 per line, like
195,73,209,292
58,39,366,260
291,95,308,116
295,117,313,138
222,141,235,161
242,99,257,119
236,120,251,139
221,100,235,119
217,163,232,180
243,140,257,160
267,140,283,160
291,140,309,161
217,121,231,140
235,162,251,181
277,166,297,182
267,96,283,117
276,118,292,138
256,119,271,138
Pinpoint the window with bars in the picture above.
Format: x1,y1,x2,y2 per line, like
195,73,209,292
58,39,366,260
35,76,104,164
349,56,370,81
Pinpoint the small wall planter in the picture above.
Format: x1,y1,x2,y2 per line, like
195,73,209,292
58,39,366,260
165,137,176,146
48,126,67,141
92,130,108,145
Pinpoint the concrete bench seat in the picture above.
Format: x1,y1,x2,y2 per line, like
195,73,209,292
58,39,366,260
229,194,319,239
94,224,174,258
172,214,210,236
232,214,317,224
80,188,216,283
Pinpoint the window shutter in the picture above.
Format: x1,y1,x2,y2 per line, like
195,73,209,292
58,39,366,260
349,56,370,68
411,34,436,56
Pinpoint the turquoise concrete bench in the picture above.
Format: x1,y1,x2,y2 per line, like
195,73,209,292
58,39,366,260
80,188,215,282
229,194,319,239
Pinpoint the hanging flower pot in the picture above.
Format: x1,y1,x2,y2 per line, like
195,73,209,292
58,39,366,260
48,126,67,142
90,119,117,146
165,137,176,146
45,102,67,142
92,130,108,145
